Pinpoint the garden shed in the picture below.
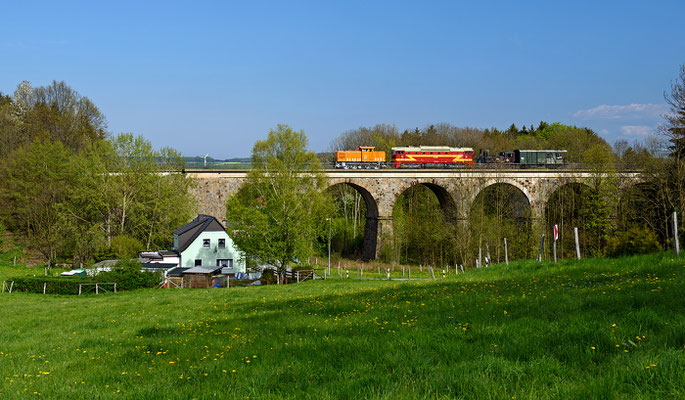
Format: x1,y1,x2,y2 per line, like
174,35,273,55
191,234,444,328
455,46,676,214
181,265,224,288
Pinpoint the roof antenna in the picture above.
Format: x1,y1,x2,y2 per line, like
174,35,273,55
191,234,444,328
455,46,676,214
202,153,209,168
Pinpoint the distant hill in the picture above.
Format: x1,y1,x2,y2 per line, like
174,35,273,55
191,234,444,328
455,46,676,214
183,156,251,163
183,156,251,169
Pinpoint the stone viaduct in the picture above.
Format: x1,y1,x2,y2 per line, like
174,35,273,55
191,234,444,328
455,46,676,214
187,169,643,260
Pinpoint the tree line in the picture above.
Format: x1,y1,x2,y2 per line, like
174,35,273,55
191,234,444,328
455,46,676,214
329,121,613,163
0,81,196,266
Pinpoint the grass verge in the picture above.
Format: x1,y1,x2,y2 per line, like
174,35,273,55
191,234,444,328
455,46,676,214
0,252,683,399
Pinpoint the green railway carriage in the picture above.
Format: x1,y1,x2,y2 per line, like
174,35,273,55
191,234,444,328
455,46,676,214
514,149,567,167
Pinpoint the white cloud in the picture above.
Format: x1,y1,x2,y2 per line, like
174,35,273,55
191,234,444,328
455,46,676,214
573,104,667,120
620,125,653,136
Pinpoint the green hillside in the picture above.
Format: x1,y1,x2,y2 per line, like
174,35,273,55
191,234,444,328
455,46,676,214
0,254,683,399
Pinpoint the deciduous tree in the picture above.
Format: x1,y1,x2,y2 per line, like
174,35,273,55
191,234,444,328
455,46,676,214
226,125,332,283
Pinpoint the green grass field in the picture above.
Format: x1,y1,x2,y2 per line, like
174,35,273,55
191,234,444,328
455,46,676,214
1,253,683,399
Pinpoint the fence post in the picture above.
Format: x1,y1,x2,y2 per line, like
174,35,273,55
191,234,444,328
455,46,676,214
504,238,509,265
538,234,545,263
674,211,680,257
96,283,99,295
43,282,46,295
387,269,390,280
78,284,82,296
574,227,581,260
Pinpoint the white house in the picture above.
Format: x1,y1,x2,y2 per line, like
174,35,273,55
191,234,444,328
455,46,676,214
171,214,245,274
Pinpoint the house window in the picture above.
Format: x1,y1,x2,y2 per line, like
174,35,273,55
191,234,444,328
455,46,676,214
217,259,233,268
194,259,202,266
218,239,226,249
203,239,210,248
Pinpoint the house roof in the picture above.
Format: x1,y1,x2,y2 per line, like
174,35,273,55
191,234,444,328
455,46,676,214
166,267,190,277
173,214,227,253
92,259,119,268
141,262,179,269
183,265,224,275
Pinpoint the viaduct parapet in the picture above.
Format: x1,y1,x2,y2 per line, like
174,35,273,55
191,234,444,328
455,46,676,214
188,169,644,260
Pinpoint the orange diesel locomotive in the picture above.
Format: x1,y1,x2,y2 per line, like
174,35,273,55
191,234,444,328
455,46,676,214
391,146,474,168
335,146,386,169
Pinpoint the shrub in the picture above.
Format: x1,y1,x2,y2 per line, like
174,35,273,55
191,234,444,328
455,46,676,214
6,260,161,294
95,259,162,291
92,246,116,262
260,268,277,285
8,276,88,295
607,226,661,257
110,235,144,259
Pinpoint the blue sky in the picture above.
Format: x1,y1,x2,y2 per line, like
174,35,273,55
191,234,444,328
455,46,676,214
2,1,684,158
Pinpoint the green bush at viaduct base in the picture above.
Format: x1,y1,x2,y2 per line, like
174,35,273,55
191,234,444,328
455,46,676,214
7,261,162,294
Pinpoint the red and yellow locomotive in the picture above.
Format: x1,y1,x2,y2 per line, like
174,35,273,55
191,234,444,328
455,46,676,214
390,146,474,168
334,145,475,168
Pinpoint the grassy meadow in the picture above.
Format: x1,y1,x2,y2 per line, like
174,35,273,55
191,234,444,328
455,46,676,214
0,253,683,399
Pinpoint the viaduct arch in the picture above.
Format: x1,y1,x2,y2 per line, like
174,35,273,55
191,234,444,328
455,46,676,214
188,169,644,260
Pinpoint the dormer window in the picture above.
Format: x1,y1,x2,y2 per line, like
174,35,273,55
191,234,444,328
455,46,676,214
203,239,210,248
218,239,226,249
